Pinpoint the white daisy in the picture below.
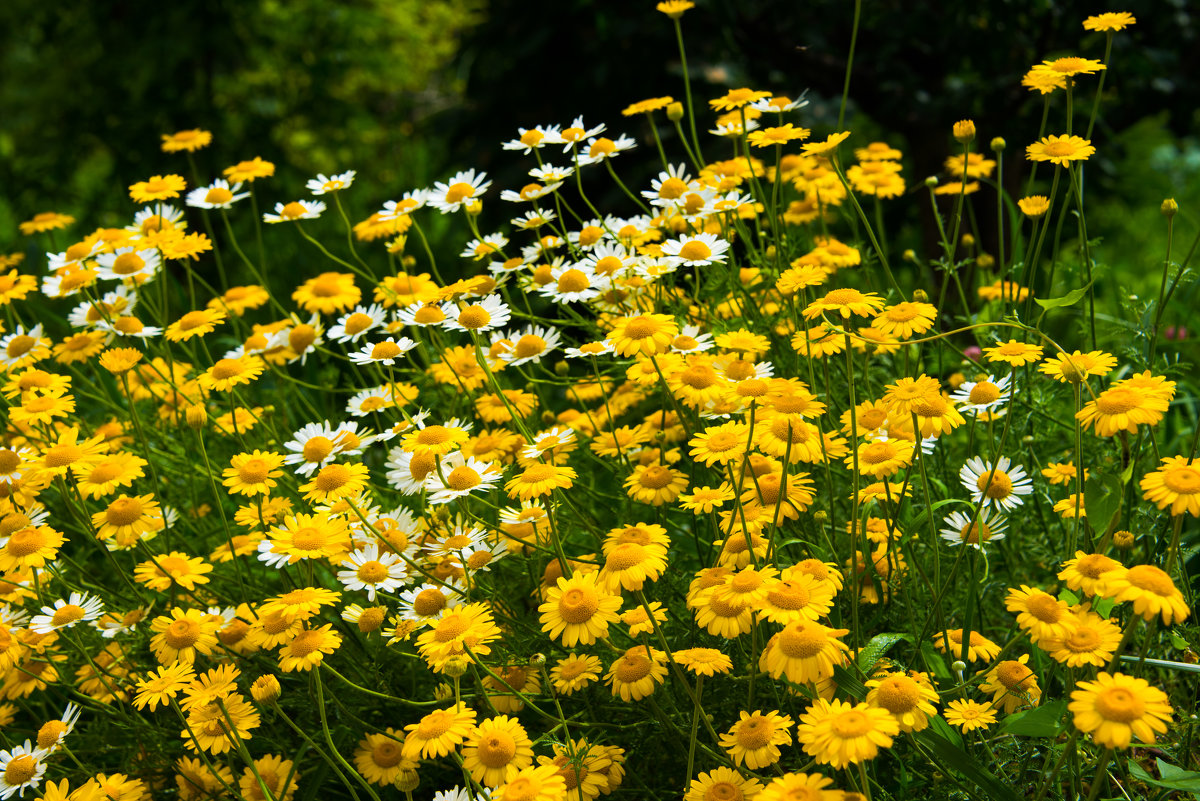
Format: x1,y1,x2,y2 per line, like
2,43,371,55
35,702,82,755
307,170,357,195
501,125,562,154
283,421,343,476
939,509,1009,549
0,741,48,799
670,325,715,353
714,355,775,382
499,181,564,203
328,304,389,343
422,525,489,562
281,313,326,365
529,164,575,183
579,241,635,279
67,285,138,329
378,191,428,220
384,446,437,495
395,581,464,623
521,426,575,461
460,233,509,261
494,325,561,366
0,328,46,370
94,246,162,282
563,340,616,359
423,453,502,505
951,374,1013,415
29,592,105,634
510,209,557,230
661,232,731,267
442,294,511,333
186,178,250,209
394,302,448,328
345,386,398,417
551,115,606,151
578,133,638,165
566,218,608,250
711,118,760,137
348,337,418,366
337,543,409,601
91,606,147,638
263,199,326,223
428,169,492,214
126,205,183,236
640,163,693,204
750,94,809,113
959,456,1034,512
539,262,605,304
433,786,489,801
519,235,565,262
94,316,163,339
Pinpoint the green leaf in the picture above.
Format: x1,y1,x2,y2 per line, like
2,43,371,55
1034,281,1093,310
999,699,1067,737
927,712,963,749
1170,631,1189,651
920,642,953,680
857,632,908,673
915,729,1023,801
1129,759,1200,792
1084,472,1122,535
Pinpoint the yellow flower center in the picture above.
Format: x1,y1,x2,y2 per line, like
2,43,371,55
413,588,447,617
638,465,675,489
874,676,922,713
520,130,544,147
114,317,145,334
861,442,897,464
513,335,547,359
679,240,713,261
767,580,810,610
290,527,326,551
1163,464,1200,494
281,202,308,219
51,604,86,626
725,359,756,381
445,466,483,492
1064,626,1101,651
0,513,30,537
444,182,476,204
371,341,402,360
416,426,451,445
302,436,335,463
1093,686,1145,723
3,755,37,785
996,661,1034,690
1125,564,1177,596
106,497,145,527
371,739,404,768
830,709,874,737
37,720,68,749
614,652,652,682
1095,387,1139,415
476,731,518,767
415,710,455,739
205,187,233,204
1024,593,1063,623
238,458,271,485
822,288,865,306
556,269,590,293
413,305,445,324
343,313,374,335
7,527,47,557
313,463,353,493
0,449,22,474
286,629,323,657
735,716,773,749
6,335,35,358
976,469,1013,498
502,777,542,801
164,618,201,649
457,306,491,329
658,177,687,199
289,325,318,353
112,252,146,275
357,560,390,583
705,781,744,801
969,382,1001,404
777,625,826,658
730,571,763,594
558,586,600,624
210,359,245,381
357,607,385,632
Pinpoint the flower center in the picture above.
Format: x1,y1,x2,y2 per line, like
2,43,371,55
725,360,756,381
502,777,541,801
623,316,659,339
302,436,335,463
444,182,475,204
831,710,874,737
0,513,30,537
477,732,518,767
457,306,491,329
1094,687,1145,723
614,652,652,682
371,341,402,360
164,619,201,649
416,426,451,445
3,755,37,785
6,336,35,358
205,187,233,204
1042,141,1075,157
314,464,352,492
413,589,447,617
730,572,763,593
112,252,146,275
7,527,46,557
777,625,826,658
1163,465,1200,494
679,241,713,261
681,365,719,389
735,716,773,749
1065,626,1101,651
969,382,1001,404
1024,593,1063,623
37,720,68,750
767,581,810,610
415,710,454,739
658,177,687,199
996,661,1034,690
1126,564,1177,596
558,587,600,624
291,527,326,551
1095,388,1139,414
446,466,482,491
638,465,675,489
238,459,271,485
515,335,547,358
823,288,863,305
106,498,145,527
1075,554,1118,579
51,604,87,626
343,313,374,336
976,470,1013,498
706,782,744,801
371,740,404,768
357,561,390,583
874,677,921,712
606,543,649,571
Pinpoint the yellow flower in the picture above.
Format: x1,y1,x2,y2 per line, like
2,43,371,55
161,129,213,153
1098,563,1189,624
655,0,694,19
709,88,771,111
685,768,763,801
462,716,535,789
605,646,668,701
944,699,997,733
718,709,793,769
1018,195,1051,217
1069,672,1172,749
538,573,622,647
797,699,899,768
1083,12,1136,32
1140,456,1200,518
19,212,75,235
1026,135,1095,166
129,174,187,203
402,704,477,760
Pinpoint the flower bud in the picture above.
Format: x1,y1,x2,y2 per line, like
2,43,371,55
667,102,684,122
990,136,1006,152
961,233,975,248
442,657,470,678
184,404,208,428
953,120,976,143
913,289,929,302
1112,530,1135,549
812,510,830,525
554,360,569,376
977,253,995,269
529,653,547,667
1162,198,1178,218
903,249,917,263
251,675,281,704
395,770,420,793
924,176,939,188
951,660,967,674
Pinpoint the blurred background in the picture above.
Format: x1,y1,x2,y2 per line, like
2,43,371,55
2,0,1197,301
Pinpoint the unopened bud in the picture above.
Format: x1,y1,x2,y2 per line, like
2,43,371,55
990,137,1006,152
1112,530,1135,549
442,657,470,678
251,675,281,704
1162,198,1178,218
913,289,929,302
961,233,975,248
395,770,420,793
953,120,976,143
554,360,569,376
977,253,995,269
925,176,939,188
465,199,482,216
903,249,917,263
813,510,830,525
184,404,208,428
667,102,684,122
529,653,546,667
951,660,967,674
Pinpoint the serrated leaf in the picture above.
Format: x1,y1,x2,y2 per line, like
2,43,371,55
1129,759,1200,791
1000,700,1067,737
1034,281,1093,310
857,632,908,673
1084,472,1122,535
